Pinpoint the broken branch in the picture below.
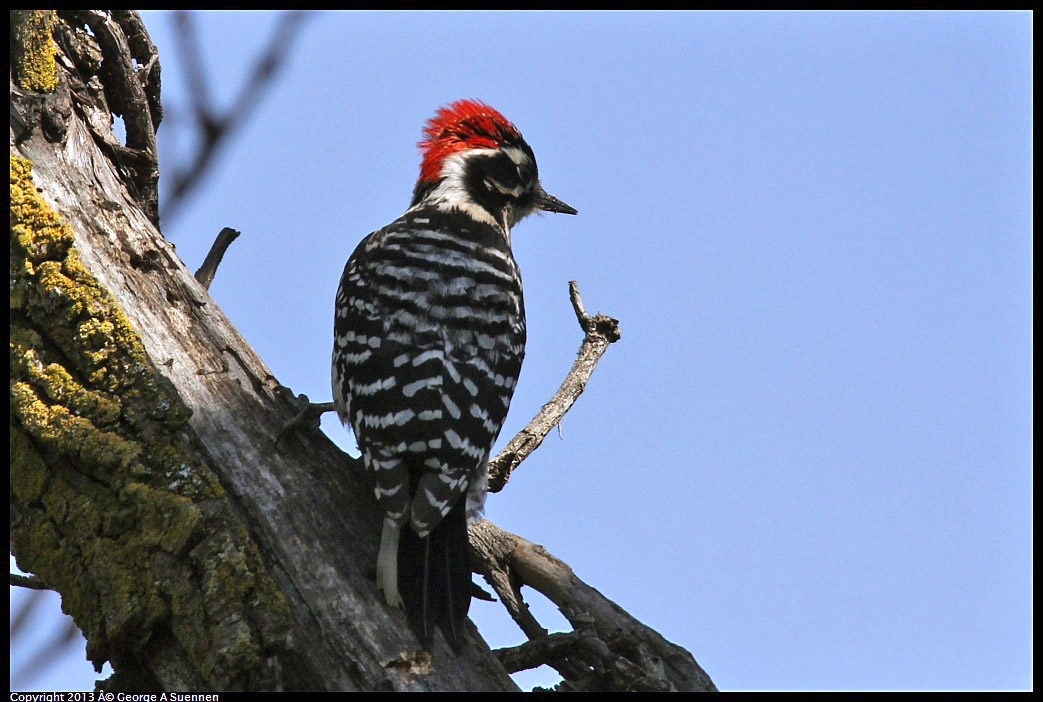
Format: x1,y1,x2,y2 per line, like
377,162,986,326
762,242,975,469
487,280,620,492
194,226,240,290
10,573,50,590
468,519,717,692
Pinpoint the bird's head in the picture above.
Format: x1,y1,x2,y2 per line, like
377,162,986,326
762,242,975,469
410,100,576,233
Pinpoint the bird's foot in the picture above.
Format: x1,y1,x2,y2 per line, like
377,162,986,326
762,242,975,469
274,386,336,448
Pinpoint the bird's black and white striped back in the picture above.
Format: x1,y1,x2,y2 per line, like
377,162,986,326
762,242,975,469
333,205,525,536
331,99,575,650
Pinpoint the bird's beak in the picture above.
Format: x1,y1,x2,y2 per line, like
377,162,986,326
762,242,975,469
535,185,577,215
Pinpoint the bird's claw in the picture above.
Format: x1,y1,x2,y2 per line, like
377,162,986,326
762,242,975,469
274,386,336,448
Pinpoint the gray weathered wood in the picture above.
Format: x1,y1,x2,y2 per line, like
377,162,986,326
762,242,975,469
11,11,516,691
10,11,716,692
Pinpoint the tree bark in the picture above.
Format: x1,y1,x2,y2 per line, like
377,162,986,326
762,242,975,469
9,11,716,692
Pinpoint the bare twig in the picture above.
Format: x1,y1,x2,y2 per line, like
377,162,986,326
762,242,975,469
468,519,547,641
162,10,311,224
494,631,589,674
12,617,83,690
468,519,590,682
271,280,619,467
171,11,214,136
10,573,50,590
194,226,240,290
487,280,620,492
467,519,717,692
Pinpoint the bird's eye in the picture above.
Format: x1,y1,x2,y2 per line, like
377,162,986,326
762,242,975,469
517,162,534,186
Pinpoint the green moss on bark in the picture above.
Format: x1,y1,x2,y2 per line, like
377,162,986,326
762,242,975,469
10,156,289,689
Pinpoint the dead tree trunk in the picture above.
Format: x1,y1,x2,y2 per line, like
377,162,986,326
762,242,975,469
9,10,716,692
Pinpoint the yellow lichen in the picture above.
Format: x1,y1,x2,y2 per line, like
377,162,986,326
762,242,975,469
10,156,290,683
11,10,58,93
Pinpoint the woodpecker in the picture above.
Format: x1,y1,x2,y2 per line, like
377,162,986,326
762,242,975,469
332,100,576,648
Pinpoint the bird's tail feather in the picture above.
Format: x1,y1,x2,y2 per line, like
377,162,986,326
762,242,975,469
398,497,472,650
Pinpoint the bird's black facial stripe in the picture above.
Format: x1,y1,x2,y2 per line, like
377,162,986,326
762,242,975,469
463,151,539,221
485,178,525,197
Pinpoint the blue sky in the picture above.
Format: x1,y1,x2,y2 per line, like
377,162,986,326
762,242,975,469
10,10,1031,692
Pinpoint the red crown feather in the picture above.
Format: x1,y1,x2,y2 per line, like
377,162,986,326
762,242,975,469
417,100,521,182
